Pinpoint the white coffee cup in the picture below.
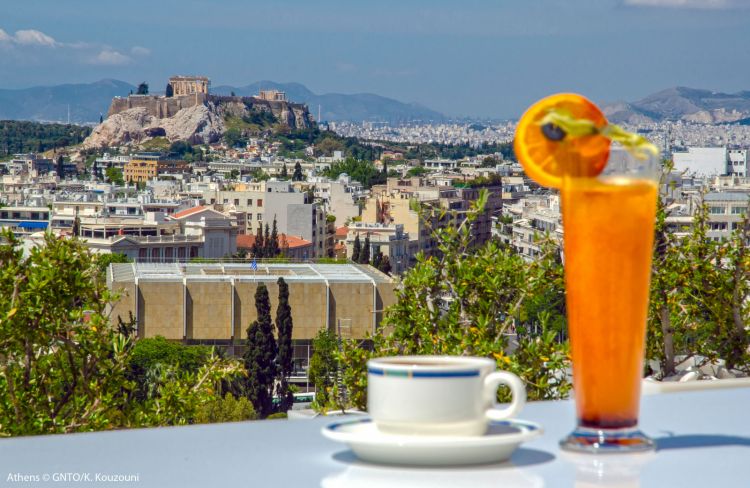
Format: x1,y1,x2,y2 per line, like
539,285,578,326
367,355,526,436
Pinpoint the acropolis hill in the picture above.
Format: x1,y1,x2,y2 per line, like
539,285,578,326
83,76,314,148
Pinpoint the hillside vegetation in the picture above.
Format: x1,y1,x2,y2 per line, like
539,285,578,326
0,121,91,157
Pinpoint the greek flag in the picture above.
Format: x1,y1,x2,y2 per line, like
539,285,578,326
250,259,258,271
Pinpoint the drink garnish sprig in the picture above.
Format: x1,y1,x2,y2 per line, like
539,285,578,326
538,109,659,160
514,93,659,189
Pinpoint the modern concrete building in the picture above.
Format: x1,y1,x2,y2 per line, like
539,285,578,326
107,262,397,374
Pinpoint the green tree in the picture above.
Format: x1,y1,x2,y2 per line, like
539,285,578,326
275,277,294,412
281,163,288,179
127,337,213,400
323,158,385,189
292,162,304,181
269,217,280,258
251,225,264,258
360,234,371,264
136,82,149,95
165,83,173,98
379,254,392,275
244,284,278,418
352,234,361,263
308,329,337,410
105,166,124,186
195,393,256,424
406,166,429,178
56,154,65,178
0,231,131,435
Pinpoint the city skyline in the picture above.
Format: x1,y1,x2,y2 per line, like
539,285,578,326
1,0,749,118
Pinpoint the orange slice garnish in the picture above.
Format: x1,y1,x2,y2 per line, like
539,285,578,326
514,93,611,189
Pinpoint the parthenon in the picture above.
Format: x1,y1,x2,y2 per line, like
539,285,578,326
168,76,210,96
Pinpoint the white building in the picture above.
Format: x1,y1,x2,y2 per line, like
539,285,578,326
672,147,729,176
728,149,748,178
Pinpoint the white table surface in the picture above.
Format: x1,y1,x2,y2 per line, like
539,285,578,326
1,387,749,488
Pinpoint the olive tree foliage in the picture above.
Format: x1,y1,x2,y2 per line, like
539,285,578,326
0,231,244,436
313,190,571,411
648,180,749,377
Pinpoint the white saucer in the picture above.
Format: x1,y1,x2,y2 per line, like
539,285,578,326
322,418,543,466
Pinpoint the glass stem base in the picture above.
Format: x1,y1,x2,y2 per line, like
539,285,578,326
560,426,655,453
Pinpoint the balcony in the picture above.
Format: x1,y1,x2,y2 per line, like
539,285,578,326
2,384,747,486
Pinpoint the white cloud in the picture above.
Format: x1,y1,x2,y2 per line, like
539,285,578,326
13,29,58,47
622,0,748,8
0,26,148,66
130,46,151,57
88,49,132,65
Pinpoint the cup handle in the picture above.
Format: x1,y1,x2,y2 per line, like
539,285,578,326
484,371,526,422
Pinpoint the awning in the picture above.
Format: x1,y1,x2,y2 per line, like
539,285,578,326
17,221,49,229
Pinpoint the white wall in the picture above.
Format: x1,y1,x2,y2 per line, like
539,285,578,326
672,147,728,176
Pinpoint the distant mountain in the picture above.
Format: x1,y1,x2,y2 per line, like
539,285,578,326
0,79,135,124
212,81,446,123
603,87,750,124
0,79,444,125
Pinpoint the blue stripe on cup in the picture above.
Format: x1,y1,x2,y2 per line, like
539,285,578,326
368,367,481,378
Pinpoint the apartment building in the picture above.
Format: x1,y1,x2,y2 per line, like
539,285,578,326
124,154,189,183
0,205,50,236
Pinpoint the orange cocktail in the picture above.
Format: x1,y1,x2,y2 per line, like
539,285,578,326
562,176,657,430
515,93,659,452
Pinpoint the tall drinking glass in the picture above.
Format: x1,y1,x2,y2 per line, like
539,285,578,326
559,146,659,453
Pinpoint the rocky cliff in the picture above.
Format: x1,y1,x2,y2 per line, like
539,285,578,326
82,95,314,149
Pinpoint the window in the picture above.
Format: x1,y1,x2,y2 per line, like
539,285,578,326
709,206,724,214
248,214,252,220
223,199,228,204
234,199,239,205
731,206,746,215
257,199,263,207
257,213,263,221
210,199,216,204
247,199,253,206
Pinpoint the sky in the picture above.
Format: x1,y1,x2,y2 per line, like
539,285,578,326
1,0,749,118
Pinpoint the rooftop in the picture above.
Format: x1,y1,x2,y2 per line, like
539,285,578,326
110,262,392,284
704,192,750,202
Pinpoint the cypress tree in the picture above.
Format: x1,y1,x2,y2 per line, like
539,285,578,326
293,162,303,181
270,216,280,257
165,83,173,98
281,163,288,179
263,223,272,258
275,277,294,412
372,250,383,269
244,284,278,418
360,234,371,264
352,234,361,263
252,225,264,258
56,155,64,178
379,255,392,275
